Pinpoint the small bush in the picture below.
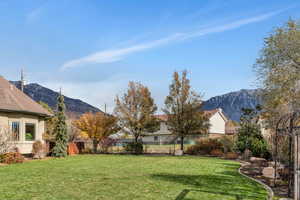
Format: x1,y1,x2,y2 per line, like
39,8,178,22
99,138,117,153
186,138,223,155
1,152,24,164
124,142,143,154
68,142,79,155
0,154,4,163
210,149,223,157
225,152,239,160
185,145,200,155
250,138,270,159
219,136,235,153
81,148,92,154
32,141,46,159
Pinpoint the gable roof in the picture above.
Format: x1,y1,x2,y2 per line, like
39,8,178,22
0,76,51,116
203,109,219,118
155,108,228,122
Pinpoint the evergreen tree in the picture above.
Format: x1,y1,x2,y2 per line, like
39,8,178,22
234,107,269,158
52,93,68,157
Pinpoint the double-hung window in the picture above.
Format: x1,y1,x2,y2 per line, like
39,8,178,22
25,123,35,141
11,122,20,141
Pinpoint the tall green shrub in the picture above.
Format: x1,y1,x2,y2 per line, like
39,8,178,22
234,107,269,158
52,93,68,157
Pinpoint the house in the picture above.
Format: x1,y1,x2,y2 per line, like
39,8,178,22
225,120,240,135
0,76,51,154
142,108,229,144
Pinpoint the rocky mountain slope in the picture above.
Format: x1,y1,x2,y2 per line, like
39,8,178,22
203,89,261,121
11,81,101,115
11,81,260,121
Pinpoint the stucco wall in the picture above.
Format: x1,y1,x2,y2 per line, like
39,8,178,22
209,112,226,134
143,111,227,143
0,112,45,154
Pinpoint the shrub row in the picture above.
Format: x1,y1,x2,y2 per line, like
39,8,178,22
124,142,143,154
185,137,238,159
0,152,24,164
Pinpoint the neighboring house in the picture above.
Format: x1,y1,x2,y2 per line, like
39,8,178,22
0,76,51,154
225,120,240,135
142,108,229,144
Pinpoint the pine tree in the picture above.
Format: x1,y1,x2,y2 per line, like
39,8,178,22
52,93,68,157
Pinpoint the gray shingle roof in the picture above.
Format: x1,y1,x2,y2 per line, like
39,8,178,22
0,76,51,116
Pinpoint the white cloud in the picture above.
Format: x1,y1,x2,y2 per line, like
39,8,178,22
61,9,285,70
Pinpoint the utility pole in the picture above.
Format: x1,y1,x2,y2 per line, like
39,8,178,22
20,68,25,92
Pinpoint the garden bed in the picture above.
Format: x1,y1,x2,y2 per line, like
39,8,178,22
239,161,290,199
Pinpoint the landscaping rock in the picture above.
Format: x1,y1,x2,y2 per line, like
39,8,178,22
33,152,46,159
268,161,284,169
250,157,268,167
175,150,183,156
262,167,275,179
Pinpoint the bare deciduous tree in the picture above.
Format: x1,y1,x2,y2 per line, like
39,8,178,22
0,127,16,154
255,19,300,127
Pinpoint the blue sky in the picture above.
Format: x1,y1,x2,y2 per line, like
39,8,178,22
1,0,300,112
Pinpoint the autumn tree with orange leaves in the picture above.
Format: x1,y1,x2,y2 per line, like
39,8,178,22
73,112,119,153
114,82,159,152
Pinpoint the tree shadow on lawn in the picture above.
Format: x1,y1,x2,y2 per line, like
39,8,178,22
175,189,249,200
150,172,266,200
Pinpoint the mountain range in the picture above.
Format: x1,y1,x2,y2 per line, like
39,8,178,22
11,81,101,116
203,89,261,121
12,81,261,121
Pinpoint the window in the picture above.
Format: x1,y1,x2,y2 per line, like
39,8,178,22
154,136,158,141
25,123,35,141
11,122,20,141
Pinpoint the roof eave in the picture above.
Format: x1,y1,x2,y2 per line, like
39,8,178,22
0,109,52,117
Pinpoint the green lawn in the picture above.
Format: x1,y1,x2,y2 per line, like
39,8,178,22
0,155,267,200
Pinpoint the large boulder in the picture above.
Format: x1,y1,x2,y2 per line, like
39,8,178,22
250,157,268,167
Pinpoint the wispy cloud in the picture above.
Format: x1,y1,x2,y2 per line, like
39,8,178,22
26,2,48,23
61,9,285,70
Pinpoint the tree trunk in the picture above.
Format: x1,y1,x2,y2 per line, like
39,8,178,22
134,135,143,155
180,136,184,151
92,140,98,154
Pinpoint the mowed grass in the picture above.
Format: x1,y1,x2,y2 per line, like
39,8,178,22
0,155,267,200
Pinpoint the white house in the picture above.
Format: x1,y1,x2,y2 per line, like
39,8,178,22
142,108,229,144
0,76,51,154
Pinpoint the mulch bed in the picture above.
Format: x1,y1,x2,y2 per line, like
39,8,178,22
239,161,290,199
